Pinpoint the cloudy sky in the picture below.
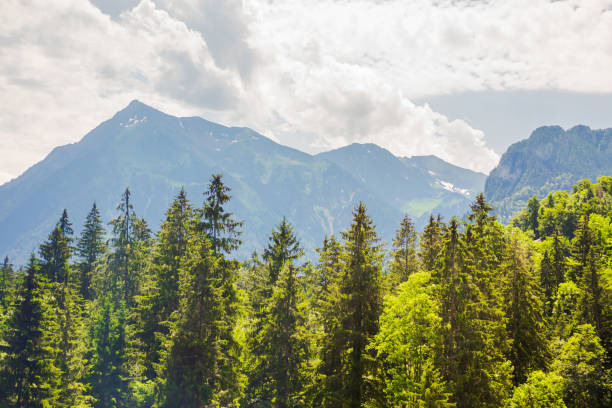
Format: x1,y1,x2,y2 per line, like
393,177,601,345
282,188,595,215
1,0,612,183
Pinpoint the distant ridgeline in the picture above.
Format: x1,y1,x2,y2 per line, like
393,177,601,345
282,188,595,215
0,100,485,265
485,125,612,222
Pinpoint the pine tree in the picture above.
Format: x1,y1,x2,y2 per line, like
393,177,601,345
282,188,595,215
263,217,304,284
317,203,384,408
0,256,13,311
420,214,444,271
436,218,512,407
504,231,549,385
388,214,418,289
201,174,243,255
0,260,60,407
76,203,107,300
162,230,240,407
108,188,151,307
87,296,130,408
252,264,309,408
570,215,605,338
133,188,193,381
39,211,73,284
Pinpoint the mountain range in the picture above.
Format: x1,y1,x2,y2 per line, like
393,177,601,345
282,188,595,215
485,125,612,221
0,101,485,264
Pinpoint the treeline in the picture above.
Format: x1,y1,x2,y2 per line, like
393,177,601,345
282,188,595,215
0,174,611,407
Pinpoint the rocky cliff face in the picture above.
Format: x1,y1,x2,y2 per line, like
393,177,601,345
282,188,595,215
485,125,612,221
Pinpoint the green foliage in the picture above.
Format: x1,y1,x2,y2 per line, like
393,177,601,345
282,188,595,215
388,215,419,290
76,203,107,300
370,272,452,407
1,175,611,407
0,263,60,407
551,324,612,408
505,371,566,408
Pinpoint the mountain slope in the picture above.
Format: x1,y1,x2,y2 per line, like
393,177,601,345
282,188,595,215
484,125,612,221
0,101,483,264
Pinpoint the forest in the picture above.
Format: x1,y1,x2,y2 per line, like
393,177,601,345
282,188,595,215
0,174,610,408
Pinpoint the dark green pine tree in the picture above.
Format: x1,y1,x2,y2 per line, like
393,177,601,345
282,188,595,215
0,260,60,407
263,217,304,284
311,235,342,312
201,174,243,255
540,249,556,315
420,214,445,271
244,219,305,407
0,256,14,312
436,218,512,407
162,230,240,407
133,188,193,381
388,214,419,289
108,188,151,307
318,203,384,408
39,210,73,283
571,215,606,345
504,233,549,385
76,203,107,300
253,264,309,408
87,296,130,408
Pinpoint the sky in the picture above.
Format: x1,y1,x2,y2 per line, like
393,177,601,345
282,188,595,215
1,0,612,184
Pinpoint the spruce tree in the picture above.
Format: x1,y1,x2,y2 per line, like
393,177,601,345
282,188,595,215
133,188,193,381
201,174,243,255
252,264,309,408
76,203,107,300
0,261,60,407
108,188,151,307
317,203,384,408
162,231,240,407
504,231,549,385
39,211,73,284
87,296,130,408
263,217,304,284
0,256,13,311
420,214,444,271
388,214,418,289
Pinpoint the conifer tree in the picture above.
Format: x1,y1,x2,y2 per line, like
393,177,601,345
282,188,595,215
570,215,605,337
420,214,444,271
40,211,73,284
0,261,60,407
317,203,384,408
162,231,240,407
504,231,549,385
388,214,418,289
201,174,243,255
251,264,309,408
0,256,13,312
108,188,151,307
436,218,512,407
87,296,130,408
263,217,304,284
76,203,107,300
133,188,193,381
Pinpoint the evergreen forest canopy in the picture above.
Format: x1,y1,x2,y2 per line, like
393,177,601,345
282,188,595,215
0,174,611,408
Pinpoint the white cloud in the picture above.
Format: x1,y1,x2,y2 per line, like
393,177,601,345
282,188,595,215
1,0,611,182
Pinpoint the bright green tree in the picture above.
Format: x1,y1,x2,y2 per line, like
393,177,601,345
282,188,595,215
370,271,452,407
551,324,612,408
0,261,60,407
505,371,566,408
